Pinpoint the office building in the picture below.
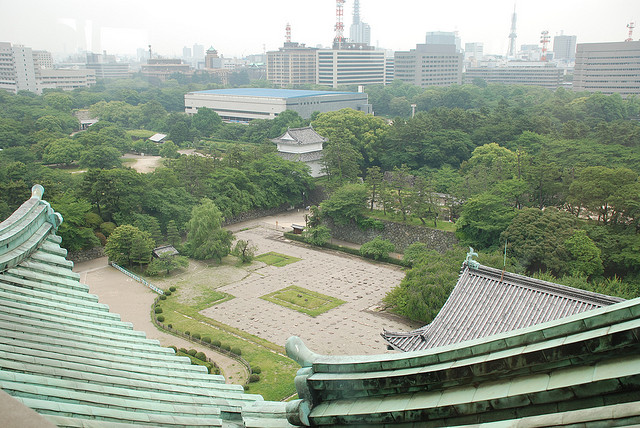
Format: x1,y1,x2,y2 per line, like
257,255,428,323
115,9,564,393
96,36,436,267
553,35,577,62
140,58,190,81
0,42,96,94
37,69,97,91
394,43,463,88
464,42,484,61
204,47,222,69
465,62,564,89
317,45,386,88
267,42,317,87
426,31,461,52
184,88,371,122
573,41,640,96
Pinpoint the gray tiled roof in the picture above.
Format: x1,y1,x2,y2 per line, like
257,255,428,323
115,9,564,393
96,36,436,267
382,262,623,352
271,127,327,145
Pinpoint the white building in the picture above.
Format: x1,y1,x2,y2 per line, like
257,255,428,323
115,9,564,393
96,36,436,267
553,35,577,62
37,69,96,92
184,88,372,122
0,42,38,93
465,62,564,89
573,41,640,97
394,43,463,88
317,46,386,88
272,127,327,177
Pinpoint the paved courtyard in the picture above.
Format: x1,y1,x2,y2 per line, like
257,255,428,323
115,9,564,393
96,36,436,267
202,226,419,356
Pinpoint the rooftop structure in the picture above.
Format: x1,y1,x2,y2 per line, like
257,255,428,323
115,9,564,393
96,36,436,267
184,88,371,122
272,127,327,177
573,40,640,97
0,185,292,427
2,188,640,426
349,0,371,46
383,259,622,352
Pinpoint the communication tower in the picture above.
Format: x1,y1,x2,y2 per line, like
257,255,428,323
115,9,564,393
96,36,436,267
334,0,346,48
540,30,550,61
507,5,517,58
286,23,291,44
626,22,635,42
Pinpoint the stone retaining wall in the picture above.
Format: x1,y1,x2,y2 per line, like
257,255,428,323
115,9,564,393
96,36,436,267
68,246,105,263
325,218,457,253
222,204,292,226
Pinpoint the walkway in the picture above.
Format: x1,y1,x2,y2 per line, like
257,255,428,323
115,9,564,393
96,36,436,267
73,257,249,384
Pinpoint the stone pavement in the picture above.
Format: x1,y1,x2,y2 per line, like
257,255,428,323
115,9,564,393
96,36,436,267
203,227,419,356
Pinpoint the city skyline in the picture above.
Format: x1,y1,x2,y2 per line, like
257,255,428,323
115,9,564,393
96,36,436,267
0,0,637,59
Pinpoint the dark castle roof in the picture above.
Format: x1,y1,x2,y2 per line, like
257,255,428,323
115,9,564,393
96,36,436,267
382,261,623,352
271,127,327,146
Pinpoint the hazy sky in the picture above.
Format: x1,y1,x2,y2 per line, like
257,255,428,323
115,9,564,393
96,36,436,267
1,0,637,58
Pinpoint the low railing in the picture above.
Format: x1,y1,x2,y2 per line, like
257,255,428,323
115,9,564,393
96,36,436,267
109,262,164,295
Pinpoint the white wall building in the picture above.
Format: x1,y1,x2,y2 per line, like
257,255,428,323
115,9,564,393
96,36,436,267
271,127,327,177
317,47,386,88
185,88,372,122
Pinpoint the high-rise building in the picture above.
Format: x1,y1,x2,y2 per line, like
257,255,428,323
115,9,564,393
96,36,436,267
267,42,317,87
192,43,205,68
465,62,564,89
426,31,461,52
553,35,577,62
573,41,640,97
394,43,462,88
32,50,54,73
465,43,484,61
317,45,386,88
182,46,192,61
0,42,96,93
205,47,222,69
384,55,394,85
349,0,371,45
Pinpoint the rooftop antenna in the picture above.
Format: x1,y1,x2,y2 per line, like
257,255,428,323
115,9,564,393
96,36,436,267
626,22,635,42
353,0,361,25
148,44,152,60
540,30,550,61
334,0,346,49
507,4,517,58
286,22,291,44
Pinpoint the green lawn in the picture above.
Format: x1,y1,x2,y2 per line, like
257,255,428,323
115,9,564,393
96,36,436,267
261,285,345,317
157,290,298,401
255,252,301,267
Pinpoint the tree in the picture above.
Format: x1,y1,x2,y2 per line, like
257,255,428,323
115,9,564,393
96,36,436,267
321,132,363,186
183,198,233,261
166,220,181,246
43,138,82,166
146,253,189,276
51,194,101,252
303,225,331,246
360,237,395,260
232,239,257,264
104,225,154,267
159,141,179,158
365,166,383,211
192,107,222,137
501,207,577,274
561,230,604,278
79,146,123,169
319,183,369,225
408,176,440,227
456,192,516,249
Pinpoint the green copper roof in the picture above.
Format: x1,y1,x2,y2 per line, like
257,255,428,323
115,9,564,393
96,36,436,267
0,186,293,427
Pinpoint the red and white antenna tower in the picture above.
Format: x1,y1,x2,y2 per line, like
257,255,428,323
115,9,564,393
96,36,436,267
626,22,635,42
286,23,291,44
540,30,550,61
334,0,346,48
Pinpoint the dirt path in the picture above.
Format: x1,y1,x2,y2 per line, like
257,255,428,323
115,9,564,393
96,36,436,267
73,257,249,385
121,154,163,173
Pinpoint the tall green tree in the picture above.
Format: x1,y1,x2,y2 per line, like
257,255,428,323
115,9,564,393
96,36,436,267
183,198,233,261
104,225,154,267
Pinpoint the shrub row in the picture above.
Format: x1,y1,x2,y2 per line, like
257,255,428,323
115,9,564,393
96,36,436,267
283,232,407,267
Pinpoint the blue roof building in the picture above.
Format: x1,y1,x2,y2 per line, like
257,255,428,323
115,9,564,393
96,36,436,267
184,88,371,122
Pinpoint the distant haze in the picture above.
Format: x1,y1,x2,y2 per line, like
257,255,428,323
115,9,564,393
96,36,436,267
1,0,637,58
